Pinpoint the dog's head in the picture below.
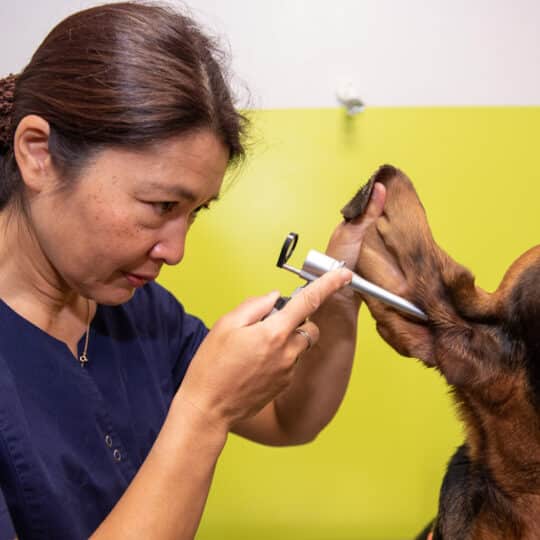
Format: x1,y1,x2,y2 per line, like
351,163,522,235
350,165,540,407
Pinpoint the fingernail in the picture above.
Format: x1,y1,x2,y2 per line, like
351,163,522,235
339,268,353,284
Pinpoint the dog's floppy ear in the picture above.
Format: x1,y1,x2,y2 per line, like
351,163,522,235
352,165,510,391
430,314,509,389
360,241,508,389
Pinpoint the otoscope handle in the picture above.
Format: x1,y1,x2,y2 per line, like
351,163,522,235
302,250,428,321
264,286,306,319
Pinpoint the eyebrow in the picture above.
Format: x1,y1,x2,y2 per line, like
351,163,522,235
142,181,220,204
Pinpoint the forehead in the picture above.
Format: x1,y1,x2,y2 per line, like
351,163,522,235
81,130,230,201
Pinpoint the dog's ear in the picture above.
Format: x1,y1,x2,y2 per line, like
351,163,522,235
353,165,509,390
362,267,509,390
431,318,509,389
358,223,438,364
421,253,509,388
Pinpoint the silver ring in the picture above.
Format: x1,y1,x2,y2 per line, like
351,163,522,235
294,327,314,352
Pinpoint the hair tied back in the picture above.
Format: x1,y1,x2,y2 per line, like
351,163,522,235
0,73,17,154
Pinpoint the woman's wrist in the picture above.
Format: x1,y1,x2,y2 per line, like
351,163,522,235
169,391,229,454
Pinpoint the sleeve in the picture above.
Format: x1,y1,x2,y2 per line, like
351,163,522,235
168,303,208,391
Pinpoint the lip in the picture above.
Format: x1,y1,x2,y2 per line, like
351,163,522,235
123,272,157,288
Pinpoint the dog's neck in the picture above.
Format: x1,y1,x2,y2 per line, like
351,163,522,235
458,370,540,494
453,371,540,539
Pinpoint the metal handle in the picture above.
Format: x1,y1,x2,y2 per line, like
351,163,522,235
302,250,428,321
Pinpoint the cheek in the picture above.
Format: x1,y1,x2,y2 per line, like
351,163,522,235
56,200,151,274
85,206,152,258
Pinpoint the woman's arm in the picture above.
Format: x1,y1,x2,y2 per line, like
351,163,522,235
92,267,354,539
91,395,227,539
232,183,386,445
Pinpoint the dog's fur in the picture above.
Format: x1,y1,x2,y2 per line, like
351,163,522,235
348,165,540,540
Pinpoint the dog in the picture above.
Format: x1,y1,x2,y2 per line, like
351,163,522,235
343,165,540,540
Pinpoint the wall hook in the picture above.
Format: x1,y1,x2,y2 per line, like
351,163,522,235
336,82,365,115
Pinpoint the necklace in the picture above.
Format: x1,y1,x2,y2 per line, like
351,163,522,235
79,299,91,368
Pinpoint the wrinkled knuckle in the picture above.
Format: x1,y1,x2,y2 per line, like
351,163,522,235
280,360,296,380
303,288,322,312
265,327,286,349
286,349,298,366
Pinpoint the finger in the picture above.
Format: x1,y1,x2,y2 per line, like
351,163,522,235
348,182,386,230
290,321,319,358
268,267,352,332
326,183,386,266
220,291,281,328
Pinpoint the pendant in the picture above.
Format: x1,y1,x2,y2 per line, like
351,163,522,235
79,352,88,368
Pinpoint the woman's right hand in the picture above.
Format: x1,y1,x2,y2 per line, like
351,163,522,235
176,267,353,431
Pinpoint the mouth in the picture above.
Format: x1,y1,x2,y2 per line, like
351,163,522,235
123,272,157,288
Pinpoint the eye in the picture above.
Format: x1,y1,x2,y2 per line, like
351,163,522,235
152,201,178,215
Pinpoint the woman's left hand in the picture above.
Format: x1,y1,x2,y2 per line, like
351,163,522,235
325,181,385,269
232,181,386,445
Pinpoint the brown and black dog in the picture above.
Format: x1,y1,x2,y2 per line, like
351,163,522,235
344,165,540,540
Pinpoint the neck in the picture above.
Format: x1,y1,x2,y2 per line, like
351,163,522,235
458,373,540,495
451,378,540,540
0,204,93,353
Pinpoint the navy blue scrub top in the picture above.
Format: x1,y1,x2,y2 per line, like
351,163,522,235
0,282,208,539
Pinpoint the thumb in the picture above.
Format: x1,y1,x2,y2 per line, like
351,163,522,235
348,182,386,231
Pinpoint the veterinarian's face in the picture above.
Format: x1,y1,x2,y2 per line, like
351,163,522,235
30,129,229,304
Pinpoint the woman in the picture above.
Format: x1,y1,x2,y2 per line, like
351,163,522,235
0,2,385,539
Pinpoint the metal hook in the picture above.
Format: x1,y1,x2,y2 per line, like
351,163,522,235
276,232,298,268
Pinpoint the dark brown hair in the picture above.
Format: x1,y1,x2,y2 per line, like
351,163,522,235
0,1,247,210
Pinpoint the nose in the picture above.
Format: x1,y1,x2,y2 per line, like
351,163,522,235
149,219,188,266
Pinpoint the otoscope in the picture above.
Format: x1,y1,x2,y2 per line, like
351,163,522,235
273,232,428,321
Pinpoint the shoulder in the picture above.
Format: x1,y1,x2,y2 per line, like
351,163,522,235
126,282,209,386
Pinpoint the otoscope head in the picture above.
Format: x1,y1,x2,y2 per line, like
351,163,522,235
302,250,346,277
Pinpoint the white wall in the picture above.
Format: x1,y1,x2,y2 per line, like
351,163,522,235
1,0,539,108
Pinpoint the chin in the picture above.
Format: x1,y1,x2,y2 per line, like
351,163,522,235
89,285,137,306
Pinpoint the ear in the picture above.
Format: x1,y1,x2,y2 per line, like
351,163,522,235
13,115,53,193
433,323,508,388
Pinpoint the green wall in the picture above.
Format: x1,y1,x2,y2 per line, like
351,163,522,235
158,107,540,539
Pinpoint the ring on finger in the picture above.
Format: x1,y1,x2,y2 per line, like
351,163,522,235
294,327,314,352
